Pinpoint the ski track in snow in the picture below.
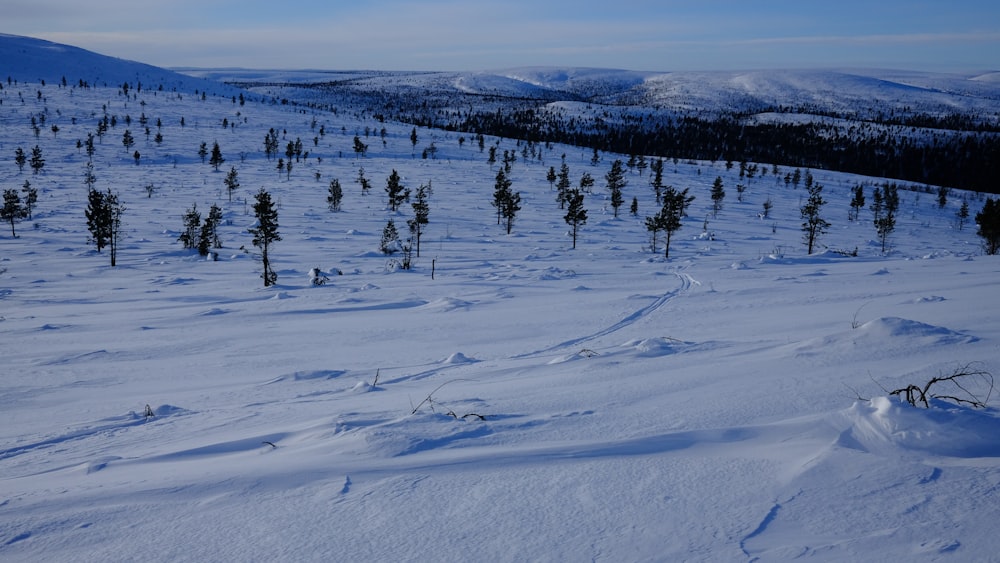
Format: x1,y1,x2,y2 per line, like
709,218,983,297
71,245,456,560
515,270,696,359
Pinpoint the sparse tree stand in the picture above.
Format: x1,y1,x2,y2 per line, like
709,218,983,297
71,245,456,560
564,189,587,249
249,189,281,287
800,182,830,254
976,197,1000,255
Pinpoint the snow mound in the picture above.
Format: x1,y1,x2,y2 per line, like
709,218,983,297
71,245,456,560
837,397,1000,458
622,337,688,357
441,352,478,365
794,316,976,358
857,317,975,343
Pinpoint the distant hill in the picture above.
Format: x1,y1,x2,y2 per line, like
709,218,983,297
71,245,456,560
189,65,1000,121
0,33,240,95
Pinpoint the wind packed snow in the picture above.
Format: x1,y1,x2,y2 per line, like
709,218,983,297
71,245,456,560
2,36,1000,561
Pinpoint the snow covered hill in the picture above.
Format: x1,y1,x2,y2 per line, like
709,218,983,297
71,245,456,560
2,34,1000,561
0,33,241,95
186,64,1000,120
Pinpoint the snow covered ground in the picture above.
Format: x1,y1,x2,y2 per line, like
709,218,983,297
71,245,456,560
2,38,1000,561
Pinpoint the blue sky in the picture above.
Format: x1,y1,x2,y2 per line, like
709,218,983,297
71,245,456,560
6,0,999,71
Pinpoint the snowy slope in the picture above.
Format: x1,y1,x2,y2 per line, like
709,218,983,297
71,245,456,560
0,33,241,95
1,35,1000,562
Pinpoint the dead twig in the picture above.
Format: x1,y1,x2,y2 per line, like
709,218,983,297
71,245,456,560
888,363,993,408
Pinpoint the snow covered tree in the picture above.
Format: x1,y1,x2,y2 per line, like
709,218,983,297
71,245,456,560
800,182,830,254
976,197,1000,255
380,218,400,254
606,159,627,217
327,179,343,211
249,189,281,286
385,169,409,211
1,189,26,237
564,189,587,249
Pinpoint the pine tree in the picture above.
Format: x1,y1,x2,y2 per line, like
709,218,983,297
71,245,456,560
353,136,368,158
178,204,201,249
224,167,240,202
122,129,135,152
564,189,587,249
492,169,521,234
29,145,44,175
14,147,27,173
249,189,281,286
650,158,664,204
385,169,409,211
198,142,208,163
801,182,830,254
380,218,400,254
652,186,694,259
209,142,224,171
606,159,627,217
21,180,37,219
1,189,26,237
975,197,1000,255
493,168,512,225
198,204,223,256
579,172,595,194
86,189,110,251
957,200,970,231
327,179,343,211
849,185,866,221
546,166,557,190
408,182,431,256
710,176,725,218
556,163,571,209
